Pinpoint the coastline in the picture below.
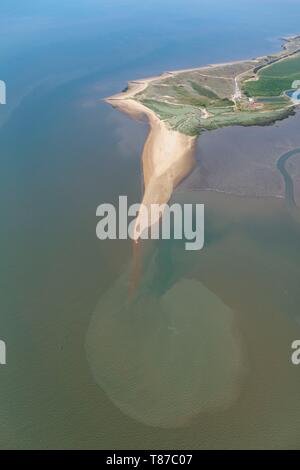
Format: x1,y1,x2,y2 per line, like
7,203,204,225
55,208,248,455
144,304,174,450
105,34,300,239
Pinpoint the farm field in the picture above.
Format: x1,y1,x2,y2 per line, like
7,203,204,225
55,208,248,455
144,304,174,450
244,53,300,97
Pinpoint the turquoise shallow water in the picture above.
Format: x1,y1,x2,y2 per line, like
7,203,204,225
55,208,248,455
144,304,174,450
1,0,300,449
286,90,300,101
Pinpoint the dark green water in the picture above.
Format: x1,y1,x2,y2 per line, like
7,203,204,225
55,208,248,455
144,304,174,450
1,0,300,450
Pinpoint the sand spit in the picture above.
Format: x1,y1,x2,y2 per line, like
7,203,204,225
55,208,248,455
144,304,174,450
106,83,197,239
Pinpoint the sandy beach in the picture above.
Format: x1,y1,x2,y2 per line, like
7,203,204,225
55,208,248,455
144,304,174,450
106,82,197,239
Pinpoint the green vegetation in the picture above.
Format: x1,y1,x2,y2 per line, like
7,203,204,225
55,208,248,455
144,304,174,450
256,96,290,105
172,85,211,107
139,98,294,136
262,54,300,77
244,77,292,97
244,53,300,97
189,81,219,99
141,100,203,136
